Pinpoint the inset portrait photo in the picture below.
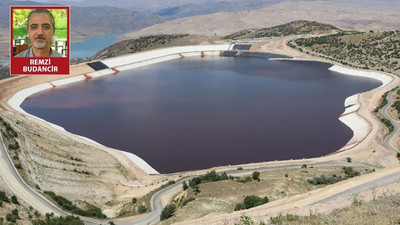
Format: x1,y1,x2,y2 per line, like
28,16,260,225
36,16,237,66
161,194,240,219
10,6,70,75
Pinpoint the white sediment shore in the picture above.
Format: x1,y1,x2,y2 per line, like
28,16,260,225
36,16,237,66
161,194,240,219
7,45,230,175
329,65,393,152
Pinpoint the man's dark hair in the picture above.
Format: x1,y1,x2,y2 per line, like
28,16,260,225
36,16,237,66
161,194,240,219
26,9,55,31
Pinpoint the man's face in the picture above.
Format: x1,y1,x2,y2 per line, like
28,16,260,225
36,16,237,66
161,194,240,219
28,13,54,49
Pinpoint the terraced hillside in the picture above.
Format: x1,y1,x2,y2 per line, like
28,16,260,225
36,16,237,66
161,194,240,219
223,20,341,40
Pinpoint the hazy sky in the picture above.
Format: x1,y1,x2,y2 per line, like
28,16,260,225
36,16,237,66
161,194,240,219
22,0,397,10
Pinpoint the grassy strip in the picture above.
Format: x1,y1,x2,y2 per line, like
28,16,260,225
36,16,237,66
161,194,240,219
380,117,395,133
393,101,400,113
375,91,389,112
307,167,360,185
44,191,106,219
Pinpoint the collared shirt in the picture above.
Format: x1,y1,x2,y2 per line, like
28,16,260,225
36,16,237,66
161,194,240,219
15,47,64,57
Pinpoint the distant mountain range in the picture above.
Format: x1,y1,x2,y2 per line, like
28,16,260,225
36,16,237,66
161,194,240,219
69,6,165,40
0,0,165,40
152,1,280,18
28,0,283,14
20,0,400,19
121,1,400,39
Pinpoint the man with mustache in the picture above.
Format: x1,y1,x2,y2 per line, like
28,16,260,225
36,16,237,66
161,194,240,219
15,9,63,57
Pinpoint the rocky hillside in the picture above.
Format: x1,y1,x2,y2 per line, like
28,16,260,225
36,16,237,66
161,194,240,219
70,6,165,40
89,34,189,60
0,110,136,217
289,30,400,76
0,65,9,80
223,20,341,40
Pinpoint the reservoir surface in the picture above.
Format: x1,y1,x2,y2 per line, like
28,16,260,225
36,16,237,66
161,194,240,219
22,57,381,173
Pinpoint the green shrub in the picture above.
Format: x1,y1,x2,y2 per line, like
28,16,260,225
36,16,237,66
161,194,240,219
234,203,243,211
396,215,400,224
237,176,252,183
8,142,19,150
44,191,106,218
182,181,188,191
14,163,22,169
343,166,360,178
0,191,9,202
5,213,15,223
237,213,255,225
11,195,18,204
181,198,195,207
160,204,176,221
307,167,360,185
189,170,229,188
270,213,299,224
235,195,269,211
307,174,343,185
32,214,84,225
189,177,201,188
252,171,260,181
137,205,147,214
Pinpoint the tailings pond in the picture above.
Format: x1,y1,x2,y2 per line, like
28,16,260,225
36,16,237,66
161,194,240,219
22,57,381,173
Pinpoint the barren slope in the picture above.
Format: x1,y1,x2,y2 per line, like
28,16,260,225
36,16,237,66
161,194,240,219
121,1,400,39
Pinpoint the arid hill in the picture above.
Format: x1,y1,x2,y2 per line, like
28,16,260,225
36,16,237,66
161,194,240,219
90,34,189,60
290,30,400,76
70,34,222,64
223,20,341,40
121,1,400,40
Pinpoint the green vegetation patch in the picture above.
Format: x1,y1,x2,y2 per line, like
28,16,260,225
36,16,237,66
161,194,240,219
187,170,230,194
270,213,300,224
291,30,400,75
393,101,400,114
380,117,394,133
307,166,360,185
0,191,10,203
160,204,176,221
234,195,269,211
375,91,390,112
32,213,84,225
44,191,106,219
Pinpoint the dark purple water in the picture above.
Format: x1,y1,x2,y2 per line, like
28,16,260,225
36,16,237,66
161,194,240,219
22,57,381,173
